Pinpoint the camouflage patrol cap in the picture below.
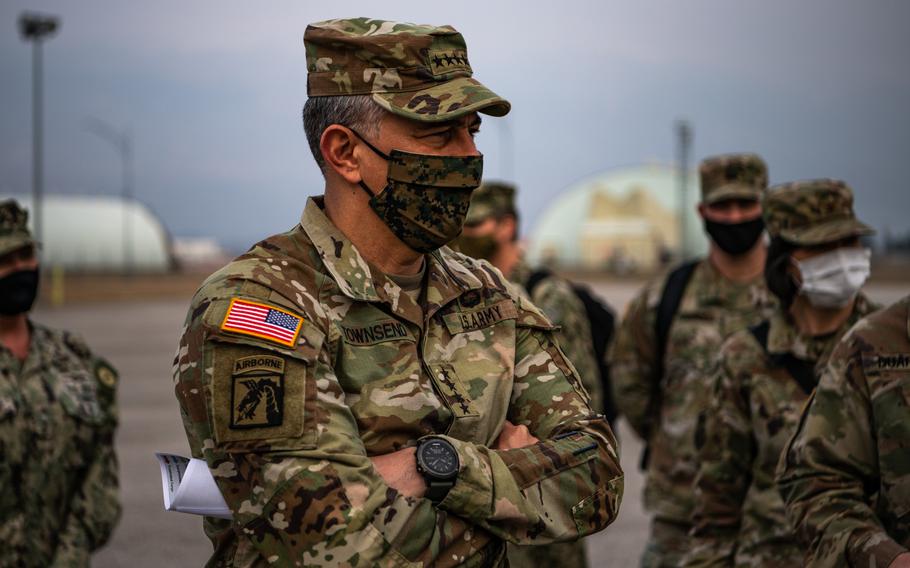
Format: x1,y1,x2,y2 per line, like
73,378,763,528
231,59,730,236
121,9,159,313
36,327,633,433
465,181,517,225
0,200,34,256
763,179,875,246
305,18,510,122
699,153,768,204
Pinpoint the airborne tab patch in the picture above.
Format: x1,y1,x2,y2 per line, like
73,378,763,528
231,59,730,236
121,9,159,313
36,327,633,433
221,298,303,348
230,355,285,429
428,49,470,76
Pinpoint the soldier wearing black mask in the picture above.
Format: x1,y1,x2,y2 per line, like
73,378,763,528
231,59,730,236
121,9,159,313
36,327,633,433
611,153,777,567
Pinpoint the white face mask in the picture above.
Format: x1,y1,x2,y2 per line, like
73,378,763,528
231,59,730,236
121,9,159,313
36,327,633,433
794,247,871,308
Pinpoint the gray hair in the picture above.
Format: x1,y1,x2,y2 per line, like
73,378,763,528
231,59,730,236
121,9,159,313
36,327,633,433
302,95,386,173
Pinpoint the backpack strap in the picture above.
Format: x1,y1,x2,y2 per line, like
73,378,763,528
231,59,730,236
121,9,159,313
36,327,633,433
525,269,552,297
748,320,771,351
639,260,698,469
655,260,699,376
749,321,817,396
524,268,619,425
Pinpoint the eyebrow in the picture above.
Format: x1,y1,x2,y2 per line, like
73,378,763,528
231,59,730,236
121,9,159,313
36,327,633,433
416,115,482,131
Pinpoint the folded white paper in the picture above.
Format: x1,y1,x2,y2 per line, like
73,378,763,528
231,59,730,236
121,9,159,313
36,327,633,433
155,453,232,519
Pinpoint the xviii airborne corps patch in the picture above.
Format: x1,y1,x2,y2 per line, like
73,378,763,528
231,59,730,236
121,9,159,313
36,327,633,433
230,355,285,429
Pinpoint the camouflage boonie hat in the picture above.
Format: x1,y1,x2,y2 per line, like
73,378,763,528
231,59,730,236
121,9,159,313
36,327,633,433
0,199,35,256
305,18,510,123
699,153,768,204
763,179,875,246
465,181,517,225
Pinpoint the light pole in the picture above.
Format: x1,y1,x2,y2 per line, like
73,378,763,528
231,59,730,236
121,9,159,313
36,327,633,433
85,118,134,274
19,12,60,249
675,120,692,260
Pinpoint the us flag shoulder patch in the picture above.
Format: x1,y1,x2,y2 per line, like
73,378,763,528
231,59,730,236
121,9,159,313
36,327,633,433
220,298,303,347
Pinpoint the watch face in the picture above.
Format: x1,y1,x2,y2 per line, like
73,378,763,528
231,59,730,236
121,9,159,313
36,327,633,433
419,439,458,478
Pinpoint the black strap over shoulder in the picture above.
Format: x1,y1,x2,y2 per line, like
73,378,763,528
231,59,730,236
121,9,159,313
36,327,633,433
524,268,619,425
639,260,698,470
525,269,552,297
748,321,817,396
655,260,699,374
749,320,771,350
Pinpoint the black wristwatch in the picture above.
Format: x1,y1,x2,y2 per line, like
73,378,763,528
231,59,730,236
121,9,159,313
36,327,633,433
415,436,460,504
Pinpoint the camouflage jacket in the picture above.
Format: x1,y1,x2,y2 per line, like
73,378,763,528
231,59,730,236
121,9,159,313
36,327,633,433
778,295,910,568
0,322,120,568
173,197,623,567
684,294,878,567
510,259,603,415
609,258,776,523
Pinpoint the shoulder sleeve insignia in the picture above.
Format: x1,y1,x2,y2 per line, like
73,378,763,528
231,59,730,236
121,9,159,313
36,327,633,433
220,298,304,348
231,356,285,429
94,360,118,388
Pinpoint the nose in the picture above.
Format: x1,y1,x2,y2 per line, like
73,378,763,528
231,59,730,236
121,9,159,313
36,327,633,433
10,251,37,272
725,204,747,223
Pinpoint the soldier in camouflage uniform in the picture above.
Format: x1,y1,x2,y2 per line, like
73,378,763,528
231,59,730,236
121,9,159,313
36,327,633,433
610,154,778,567
684,179,879,567
777,300,910,567
0,200,121,567
452,181,603,568
174,19,623,567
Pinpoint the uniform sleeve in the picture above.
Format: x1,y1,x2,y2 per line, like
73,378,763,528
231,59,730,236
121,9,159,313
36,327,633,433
52,358,122,567
531,277,604,414
776,339,907,568
435,298,623,545
609,285,659,439
684,342,754,568
176,295,496,567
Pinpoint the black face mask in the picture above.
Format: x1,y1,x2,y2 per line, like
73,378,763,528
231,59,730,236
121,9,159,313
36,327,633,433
0,269,39,315
704,217,765,255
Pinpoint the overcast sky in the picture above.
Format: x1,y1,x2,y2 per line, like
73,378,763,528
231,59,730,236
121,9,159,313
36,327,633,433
1,0,908,251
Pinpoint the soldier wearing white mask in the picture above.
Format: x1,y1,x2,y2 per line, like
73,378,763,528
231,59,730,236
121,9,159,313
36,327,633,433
684,178,880,567
763,179,875,314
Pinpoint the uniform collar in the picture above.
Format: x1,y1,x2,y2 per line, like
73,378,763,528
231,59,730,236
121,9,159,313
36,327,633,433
767,292,876,361
300,197,482,325
1,321,49,378
687,258,772,309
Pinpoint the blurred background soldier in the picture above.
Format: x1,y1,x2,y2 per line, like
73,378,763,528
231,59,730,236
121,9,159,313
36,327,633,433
778,293,910,567
454,181,616,419
685,179,880,567
0,200,121,566
453,181,616,568
610,154,778,567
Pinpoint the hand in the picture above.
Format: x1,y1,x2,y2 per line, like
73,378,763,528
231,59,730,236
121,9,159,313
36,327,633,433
493,420,539,450
370,446,426,498
889,552,910,568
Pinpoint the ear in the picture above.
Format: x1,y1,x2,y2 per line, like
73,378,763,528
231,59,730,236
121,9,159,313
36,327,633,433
786,255,803,286
320,125,363,184
496,215,517,244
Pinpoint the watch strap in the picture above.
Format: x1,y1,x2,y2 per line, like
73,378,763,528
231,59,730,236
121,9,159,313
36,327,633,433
425,478,455,504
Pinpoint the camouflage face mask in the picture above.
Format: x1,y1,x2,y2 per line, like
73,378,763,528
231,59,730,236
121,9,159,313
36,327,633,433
351,130,483,253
